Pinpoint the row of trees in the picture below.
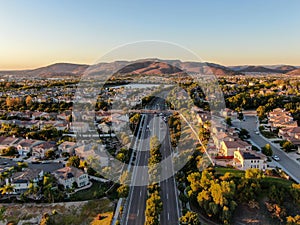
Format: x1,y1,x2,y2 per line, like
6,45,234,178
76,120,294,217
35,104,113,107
0,123,65,142
145,136,163,225
168,113,182,148
148,136,162,184
1,96,73,112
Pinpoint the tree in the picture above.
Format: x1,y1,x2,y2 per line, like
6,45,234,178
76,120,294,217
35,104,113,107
225,117,232,126
239,128,249,139
180,211,201,225
282,141,296,152
117,185,129,198
16,162,28,171
1,146,18,156
25,96,33,107
45,150,56,159
262,144,273,156
256,105,267,120
40,213,52,225
0,183,14,195
238,112,244,121
286,215,300,225
0,172,8,183
66,156,80,168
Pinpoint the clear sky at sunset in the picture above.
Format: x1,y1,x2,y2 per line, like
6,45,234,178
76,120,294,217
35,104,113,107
0,0,300,69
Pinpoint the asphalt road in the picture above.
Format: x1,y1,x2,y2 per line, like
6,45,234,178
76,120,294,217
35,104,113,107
0,157,63,173
123,114,150,225
232,115,300,183
154,116,180,225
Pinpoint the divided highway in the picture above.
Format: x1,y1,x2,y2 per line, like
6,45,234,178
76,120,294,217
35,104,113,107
122,97,181,225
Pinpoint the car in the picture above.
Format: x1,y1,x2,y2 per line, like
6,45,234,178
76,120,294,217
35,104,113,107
255,131,259,135
272,155,280,161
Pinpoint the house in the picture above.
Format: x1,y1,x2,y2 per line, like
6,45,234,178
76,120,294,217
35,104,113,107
233,150,267,171
278,127,300,140
0,136,21,148
6,168,44,194
220,139,252,157
53,121,68,131
31,112,48,120
16,138,42,156
57,111,71,121
53,166,89,189
268,108,297,129
14,120,40,129
58,141,77,155
212,132,235,149
278,126,300,151
70,122,90,133
32,141,57,159
98,122,110,133
110,113,129,132
74,144,109,167
221,108,237,119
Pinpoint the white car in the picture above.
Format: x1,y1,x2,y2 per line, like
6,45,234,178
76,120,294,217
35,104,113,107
272,155,280,161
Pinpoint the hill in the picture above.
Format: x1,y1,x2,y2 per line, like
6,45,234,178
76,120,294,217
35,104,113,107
0,60,242,78
0,63,89,78
275,65,297,73
238,66,282,73
9,60,300,78
115,61,183,75
286,68,300,75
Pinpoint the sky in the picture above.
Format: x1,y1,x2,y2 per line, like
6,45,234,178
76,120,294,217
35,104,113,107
0,0,300,69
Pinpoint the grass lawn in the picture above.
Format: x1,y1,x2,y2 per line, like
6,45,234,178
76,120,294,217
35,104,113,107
69,181,110,201
262,176,294,188
214,166,245,177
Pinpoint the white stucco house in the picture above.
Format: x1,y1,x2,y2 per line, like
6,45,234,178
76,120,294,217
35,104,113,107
52,166,89,189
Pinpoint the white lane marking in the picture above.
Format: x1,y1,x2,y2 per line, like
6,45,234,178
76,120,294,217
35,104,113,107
140,191,142,197
167,193,169,200
137,209,139,217
168,212,170,220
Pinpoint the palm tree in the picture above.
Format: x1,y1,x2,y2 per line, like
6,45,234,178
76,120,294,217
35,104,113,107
0,183,14,195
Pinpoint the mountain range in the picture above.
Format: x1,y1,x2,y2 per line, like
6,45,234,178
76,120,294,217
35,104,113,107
0,60,299,78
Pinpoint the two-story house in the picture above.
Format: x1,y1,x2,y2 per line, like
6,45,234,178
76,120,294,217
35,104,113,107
53,166,89,189
234,150,267,171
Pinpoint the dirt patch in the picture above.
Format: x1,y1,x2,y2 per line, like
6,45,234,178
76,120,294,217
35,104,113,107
0,198,114,225
233,202,282,225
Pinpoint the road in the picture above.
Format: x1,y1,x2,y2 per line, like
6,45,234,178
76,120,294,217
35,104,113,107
122,96,181,225
0,157,63,173
152,98,180,225
123,114,150,225
232,115,300,183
